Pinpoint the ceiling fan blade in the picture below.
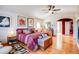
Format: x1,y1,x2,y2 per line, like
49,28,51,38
52,6,55,9
48,5,55,10
53,9,61,11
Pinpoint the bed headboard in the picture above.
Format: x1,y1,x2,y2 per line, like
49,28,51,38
16,28,36,35
16,28,27,34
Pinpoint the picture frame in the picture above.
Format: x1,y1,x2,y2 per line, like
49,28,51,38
0,16,10,27
17,16,26,27
27,18,34,27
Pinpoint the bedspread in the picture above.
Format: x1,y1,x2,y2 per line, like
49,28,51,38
18,32,41,51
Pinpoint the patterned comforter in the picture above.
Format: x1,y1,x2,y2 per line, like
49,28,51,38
18,32,41,51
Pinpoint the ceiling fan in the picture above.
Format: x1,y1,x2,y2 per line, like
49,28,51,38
42,5,61,14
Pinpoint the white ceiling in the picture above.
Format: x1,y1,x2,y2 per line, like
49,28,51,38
0,5,78,18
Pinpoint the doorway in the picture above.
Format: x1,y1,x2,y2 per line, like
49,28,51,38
57,18,73,36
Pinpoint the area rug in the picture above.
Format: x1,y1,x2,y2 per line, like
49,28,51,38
9,44,30,54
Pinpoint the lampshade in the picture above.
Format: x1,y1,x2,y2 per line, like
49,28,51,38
8,30,14,37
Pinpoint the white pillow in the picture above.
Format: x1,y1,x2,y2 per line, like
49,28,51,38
45,34,48,37
39,36,42,39
41,33,48,37
23,30,30,34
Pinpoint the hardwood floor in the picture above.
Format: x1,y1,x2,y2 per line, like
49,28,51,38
30,35,79,54
2,35,79,54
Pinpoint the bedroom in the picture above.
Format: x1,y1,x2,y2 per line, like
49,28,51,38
0,5,79,54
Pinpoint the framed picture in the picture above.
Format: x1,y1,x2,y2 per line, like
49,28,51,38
0,16,10,27
27,18,34,27
17,16,26,27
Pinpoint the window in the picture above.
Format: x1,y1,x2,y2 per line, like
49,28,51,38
36,22,41,29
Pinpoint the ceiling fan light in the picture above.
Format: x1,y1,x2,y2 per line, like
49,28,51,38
52,12,54,14
49,10,52,13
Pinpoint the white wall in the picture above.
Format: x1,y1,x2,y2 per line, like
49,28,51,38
0,11,18,42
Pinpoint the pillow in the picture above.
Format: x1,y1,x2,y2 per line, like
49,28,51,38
17,30,23,34
23,30,31,34
45,34,48,37
41,33,48,38
41,33,45,37
38,35,42,39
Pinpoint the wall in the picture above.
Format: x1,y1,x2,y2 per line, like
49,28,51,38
0,11,16,42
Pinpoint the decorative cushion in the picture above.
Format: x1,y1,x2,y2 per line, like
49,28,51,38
17,30,23,34
38,36,42,39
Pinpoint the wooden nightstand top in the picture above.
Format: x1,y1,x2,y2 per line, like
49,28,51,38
1,42,9,46
7,36,16,40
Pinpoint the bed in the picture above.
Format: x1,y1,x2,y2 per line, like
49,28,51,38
16,28,41,51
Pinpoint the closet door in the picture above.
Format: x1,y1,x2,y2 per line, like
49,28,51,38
65,22,70,36
77,21,79,42
78,27,79,40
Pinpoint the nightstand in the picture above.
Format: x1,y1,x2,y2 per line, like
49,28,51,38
7,36,17,44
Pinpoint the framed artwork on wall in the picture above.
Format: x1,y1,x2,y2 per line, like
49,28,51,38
0,16,10,27
17,16,26,27
27,18,34,27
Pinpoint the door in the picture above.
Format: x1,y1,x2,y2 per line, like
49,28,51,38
65,22,70,36
77,21,79,43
